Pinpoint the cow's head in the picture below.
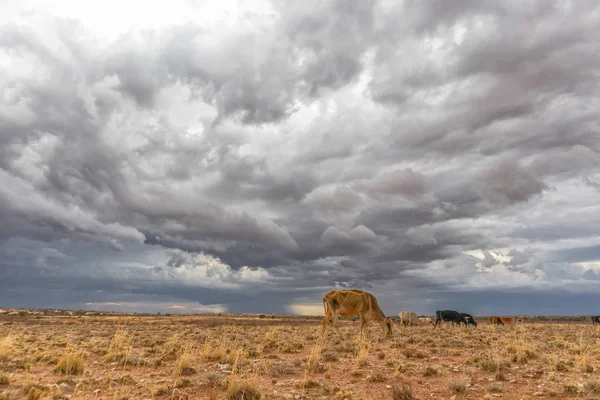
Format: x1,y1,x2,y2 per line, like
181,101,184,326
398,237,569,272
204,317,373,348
467,317,478,327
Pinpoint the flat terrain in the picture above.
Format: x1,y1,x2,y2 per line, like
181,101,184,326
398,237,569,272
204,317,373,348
1,314,600,400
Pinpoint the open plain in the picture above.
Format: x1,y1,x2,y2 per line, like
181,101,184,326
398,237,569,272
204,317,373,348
1,312,600,400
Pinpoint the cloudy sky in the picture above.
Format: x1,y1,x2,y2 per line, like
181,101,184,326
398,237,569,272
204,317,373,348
1,0,600,316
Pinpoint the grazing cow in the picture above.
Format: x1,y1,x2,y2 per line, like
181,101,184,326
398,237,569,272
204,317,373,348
500,317,518,325
419,317,434,326
399,311,419,326
490,316,504,326
322,289,393,338
592,316,600,325
434,310,468,328
459,313,478,327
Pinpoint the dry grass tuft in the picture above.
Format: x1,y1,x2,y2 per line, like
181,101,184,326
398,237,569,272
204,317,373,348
226,379,262,400
174,346,197,376
26,387,42,400
448,377,468,395
105,330,132,364
205,372,226,388
391,385,414,400
306,344,325,373
0,337,14,361
0,374,8,385
54,348,85,375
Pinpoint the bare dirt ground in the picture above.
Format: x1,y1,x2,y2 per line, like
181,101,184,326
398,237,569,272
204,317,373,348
1,314,600,400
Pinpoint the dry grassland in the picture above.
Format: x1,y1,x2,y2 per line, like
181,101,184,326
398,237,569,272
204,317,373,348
1,314,600,399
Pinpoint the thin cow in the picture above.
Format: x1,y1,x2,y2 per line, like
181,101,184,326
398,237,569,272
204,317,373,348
459,312,478,327
399,311,419,326
322,289,393,338
434,310,468,328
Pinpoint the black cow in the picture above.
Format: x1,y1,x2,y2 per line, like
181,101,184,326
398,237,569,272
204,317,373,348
592,316,600,325
434,310,468,328
459,312,478,327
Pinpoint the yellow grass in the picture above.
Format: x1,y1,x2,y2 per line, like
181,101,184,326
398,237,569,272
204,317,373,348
0,313,600,399
54,348,85,375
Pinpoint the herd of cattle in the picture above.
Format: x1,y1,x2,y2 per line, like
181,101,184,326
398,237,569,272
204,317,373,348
398,311,523,327
321,289,600,338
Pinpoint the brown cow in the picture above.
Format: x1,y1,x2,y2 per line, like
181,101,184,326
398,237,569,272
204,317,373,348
322,289,392,338
490,316,504,325
500,317,520,325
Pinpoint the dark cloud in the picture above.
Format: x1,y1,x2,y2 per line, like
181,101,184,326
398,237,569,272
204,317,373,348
0,0,599,314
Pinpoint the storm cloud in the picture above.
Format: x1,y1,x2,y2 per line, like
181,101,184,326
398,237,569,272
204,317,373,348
1,0,600,315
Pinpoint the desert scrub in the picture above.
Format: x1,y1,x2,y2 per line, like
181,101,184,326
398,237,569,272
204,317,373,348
26,387,42,400
400,347,426,359
174,346,197,376
584,381,600,394
205,372,226,388
201,340,227,362
354,346,369,367
0,337,14,361
391,385,414,400
306,344,325,373
105,330,131,363
226,379,261,400
54,348,85,375
448,377,468,395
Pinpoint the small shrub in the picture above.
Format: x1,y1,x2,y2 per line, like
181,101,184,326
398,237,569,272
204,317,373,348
391,385,414,400
563,384,578,394
0,337,14,361
175,378,191,388
401,348,425,359
174,347,197,376
306,345,325,373
355,347,369,367
322,351,339,362
54,349,85,375
584,381,600,394
449,378,468,395
206,372,225,388
226,380,262,400
423,366,439,377
367,372,386,383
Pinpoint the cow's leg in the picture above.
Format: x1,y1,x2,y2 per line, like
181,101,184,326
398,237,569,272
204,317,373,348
359,311,367,335
322,308,332,334
332,309,340,331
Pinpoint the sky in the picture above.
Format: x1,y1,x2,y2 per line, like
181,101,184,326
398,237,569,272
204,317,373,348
1,0,600,316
